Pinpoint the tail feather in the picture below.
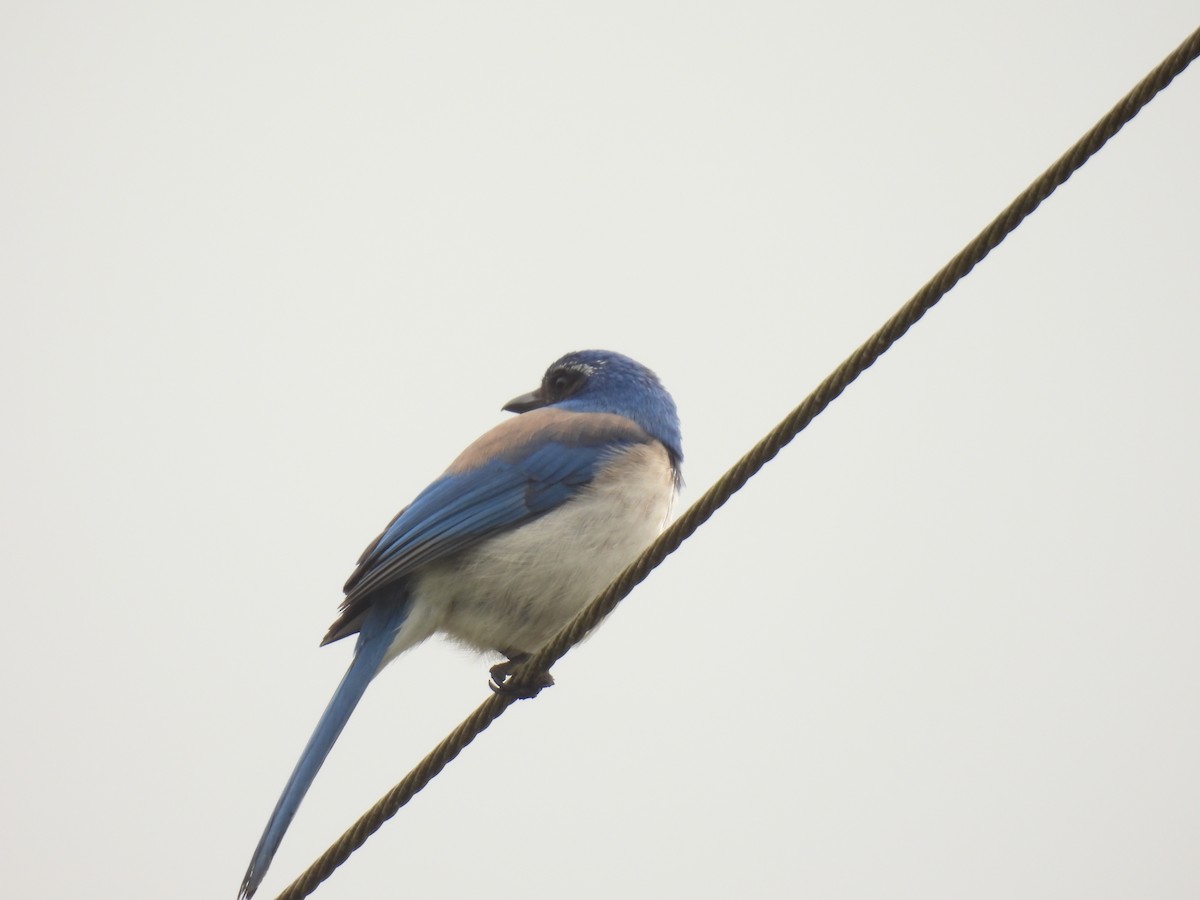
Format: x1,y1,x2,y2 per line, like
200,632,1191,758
239,597,409,899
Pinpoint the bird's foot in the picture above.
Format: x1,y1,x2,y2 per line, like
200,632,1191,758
489,653,554,699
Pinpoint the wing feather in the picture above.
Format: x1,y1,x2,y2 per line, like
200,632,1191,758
323,409,652,644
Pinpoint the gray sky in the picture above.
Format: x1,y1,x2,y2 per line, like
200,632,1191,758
3,4,1198,899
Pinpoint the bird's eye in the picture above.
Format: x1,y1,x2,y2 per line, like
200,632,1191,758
546,368,583,399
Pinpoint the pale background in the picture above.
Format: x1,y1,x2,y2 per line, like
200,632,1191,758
2,4,1198,899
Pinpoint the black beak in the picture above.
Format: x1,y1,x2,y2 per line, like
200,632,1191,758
503,389,546,413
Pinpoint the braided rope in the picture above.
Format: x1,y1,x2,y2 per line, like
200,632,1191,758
272,24,1200,900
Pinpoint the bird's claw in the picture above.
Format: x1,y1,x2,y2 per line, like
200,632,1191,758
489,655,554,699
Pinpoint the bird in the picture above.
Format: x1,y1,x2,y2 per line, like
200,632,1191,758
238,349,682,899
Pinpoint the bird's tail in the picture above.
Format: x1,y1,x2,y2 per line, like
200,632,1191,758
239,596,409,899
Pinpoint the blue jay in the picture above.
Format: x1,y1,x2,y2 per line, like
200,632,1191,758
239,350,682,898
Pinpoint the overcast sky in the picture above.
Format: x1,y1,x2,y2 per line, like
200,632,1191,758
3,4,1198,899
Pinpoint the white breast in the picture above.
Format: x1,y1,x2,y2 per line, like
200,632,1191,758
396,442,676,662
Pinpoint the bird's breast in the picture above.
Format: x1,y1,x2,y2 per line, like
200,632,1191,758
413,442,677,655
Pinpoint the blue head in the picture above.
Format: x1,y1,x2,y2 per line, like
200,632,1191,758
504,350,683,466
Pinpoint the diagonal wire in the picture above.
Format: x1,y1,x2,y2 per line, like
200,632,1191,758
272,24,1200,900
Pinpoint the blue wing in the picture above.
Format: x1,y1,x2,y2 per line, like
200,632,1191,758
323,408,653,644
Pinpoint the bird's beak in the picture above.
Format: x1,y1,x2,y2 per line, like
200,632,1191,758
503,389,546,413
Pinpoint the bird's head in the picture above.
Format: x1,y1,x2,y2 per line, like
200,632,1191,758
504,350,683,466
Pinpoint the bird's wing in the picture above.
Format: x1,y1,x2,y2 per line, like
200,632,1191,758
323,408,652,644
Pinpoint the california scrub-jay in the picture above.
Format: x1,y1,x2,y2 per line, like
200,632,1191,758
239,349,682,898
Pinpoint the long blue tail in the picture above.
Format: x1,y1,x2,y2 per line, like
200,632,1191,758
239,597,409,899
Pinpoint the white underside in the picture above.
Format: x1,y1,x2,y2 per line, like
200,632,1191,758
379,443,676,668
